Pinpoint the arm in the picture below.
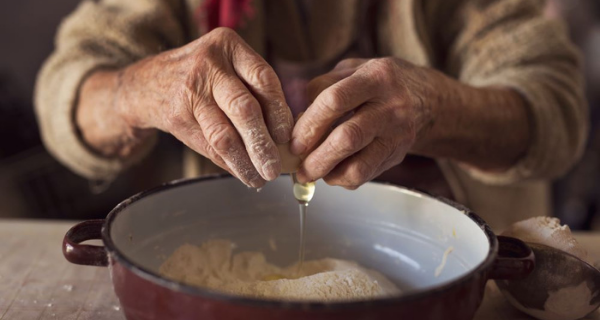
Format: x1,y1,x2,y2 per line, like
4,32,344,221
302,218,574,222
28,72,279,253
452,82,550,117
36,1,294,186
35,0,188,180
410,72,531,173
75,28,294,187
76,70,152,159
428,0,588,184
289,58,529,187
290,0,586,188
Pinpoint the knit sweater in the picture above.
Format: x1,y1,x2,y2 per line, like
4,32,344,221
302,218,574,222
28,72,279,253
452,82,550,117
35,0,587,230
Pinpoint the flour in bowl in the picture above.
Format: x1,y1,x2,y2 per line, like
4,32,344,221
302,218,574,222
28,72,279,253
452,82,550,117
159,240,400,301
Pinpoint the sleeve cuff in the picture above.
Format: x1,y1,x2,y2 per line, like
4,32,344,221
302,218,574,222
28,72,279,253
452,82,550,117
35,56,157,181
451,69,586,185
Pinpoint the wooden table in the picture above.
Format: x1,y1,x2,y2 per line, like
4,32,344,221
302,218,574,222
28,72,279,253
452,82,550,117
0,219,598,320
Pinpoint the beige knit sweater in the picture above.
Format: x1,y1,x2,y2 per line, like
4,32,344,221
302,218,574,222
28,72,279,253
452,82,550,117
35,0,587,230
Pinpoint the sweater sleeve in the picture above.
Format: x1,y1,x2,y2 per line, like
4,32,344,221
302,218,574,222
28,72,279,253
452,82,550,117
427,0,588,185
34,0,189,180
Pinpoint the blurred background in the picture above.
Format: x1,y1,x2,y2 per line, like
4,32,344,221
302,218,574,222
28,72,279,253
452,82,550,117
0,0,598,228
0,0,183,220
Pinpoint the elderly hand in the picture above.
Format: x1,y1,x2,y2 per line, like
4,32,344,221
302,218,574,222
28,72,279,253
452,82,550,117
115,28,293,187
290,57,438,189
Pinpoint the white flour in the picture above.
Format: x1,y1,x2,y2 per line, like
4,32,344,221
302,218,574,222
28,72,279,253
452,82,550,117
159,240,400,301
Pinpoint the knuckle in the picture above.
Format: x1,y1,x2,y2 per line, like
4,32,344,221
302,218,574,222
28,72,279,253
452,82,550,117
338,171,361,189
204,122,236,152
321,89,347,113
323,176,338,186
347,162,370,185
203,27,241,57
334,59,351,70
226,92,259,119
367,58,396,84
204,145,222,162
323,174,360,190
344,184,360,191
295,117,318,142
248,63,278,89
337,155,374,189
165,107,189,130
372,58,396,71
334,122,364,153
334,58,362,70
210,27,237,39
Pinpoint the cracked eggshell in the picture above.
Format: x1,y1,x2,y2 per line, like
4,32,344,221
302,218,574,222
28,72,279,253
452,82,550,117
278,143,302,174
501,216,588,263
498,217,599,320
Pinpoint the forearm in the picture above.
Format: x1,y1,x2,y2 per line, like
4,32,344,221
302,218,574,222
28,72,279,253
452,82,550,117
76,28,295,186
412,71,531,172
76,69,155,158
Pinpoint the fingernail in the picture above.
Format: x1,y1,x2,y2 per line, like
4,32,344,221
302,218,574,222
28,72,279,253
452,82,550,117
290,138,307,155
249,176,266,188
262,159,280,181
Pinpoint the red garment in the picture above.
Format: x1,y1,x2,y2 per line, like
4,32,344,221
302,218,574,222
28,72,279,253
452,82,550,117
196,0,255,31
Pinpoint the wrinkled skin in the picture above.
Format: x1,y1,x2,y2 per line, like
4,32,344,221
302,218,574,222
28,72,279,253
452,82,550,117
79,28,529,189
291,58,435,189
115,28,294,187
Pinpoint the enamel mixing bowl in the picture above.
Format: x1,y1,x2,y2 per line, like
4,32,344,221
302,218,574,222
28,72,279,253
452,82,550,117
63,175,533,320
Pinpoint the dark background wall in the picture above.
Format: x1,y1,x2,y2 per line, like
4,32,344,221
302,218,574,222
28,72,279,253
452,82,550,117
0,0,181,220
0,0,81,101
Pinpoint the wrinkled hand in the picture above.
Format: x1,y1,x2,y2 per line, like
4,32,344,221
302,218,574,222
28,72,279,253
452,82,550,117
290,58,436,189
117,28,293,187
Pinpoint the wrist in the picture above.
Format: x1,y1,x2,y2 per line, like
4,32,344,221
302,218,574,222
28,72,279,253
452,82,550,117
77,68,155,158
410,70,531,170
115,61,147,130
410,67,450,151
115,66,157,154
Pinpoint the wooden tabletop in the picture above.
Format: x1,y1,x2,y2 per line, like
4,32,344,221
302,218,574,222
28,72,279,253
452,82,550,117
0,219,598,320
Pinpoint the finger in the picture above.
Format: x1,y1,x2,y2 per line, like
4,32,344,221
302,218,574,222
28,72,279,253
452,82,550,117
296,105,381,183
171,124,229,170
291,73,377,156
231,43,294,144
212,73,281,181
306,68,356,103
170,120,265,187
333,58,368,71
193,101,266,187
305,59,367,103
323,138,397,190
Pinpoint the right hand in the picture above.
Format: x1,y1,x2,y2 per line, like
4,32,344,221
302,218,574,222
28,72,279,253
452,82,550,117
116,28,294,187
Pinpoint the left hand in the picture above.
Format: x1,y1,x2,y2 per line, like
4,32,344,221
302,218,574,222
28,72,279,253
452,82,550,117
290,57,438,189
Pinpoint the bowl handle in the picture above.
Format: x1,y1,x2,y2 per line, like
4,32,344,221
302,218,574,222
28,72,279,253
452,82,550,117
62,220,108,267
488,236,535,280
